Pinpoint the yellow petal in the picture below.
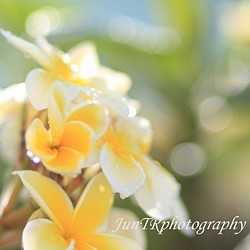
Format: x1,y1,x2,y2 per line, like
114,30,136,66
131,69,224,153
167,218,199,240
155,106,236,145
48,83,66,145
25,118,57,161
45,147,84,175
70,173,113,239
26,69,55,110
15,171,73,234
60,121,93,157
23,219,74,250
67,104,109,139
1,30,49,67
82,234,142,250
100,144,145,198
134,156,180,220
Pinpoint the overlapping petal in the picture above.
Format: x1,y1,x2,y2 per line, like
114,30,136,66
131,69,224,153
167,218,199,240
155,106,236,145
91,66,131,94
23,219,74,250
134,156,180,220
60,121,93,156
100,143,145,198
67,103,109,139
70,173,114,238
26,69,55,110
48,83,67,145
25,118,57,161
44,147,85,175
81,88,130,117
68,42,99,79
115,117,153,154
15,171,73,234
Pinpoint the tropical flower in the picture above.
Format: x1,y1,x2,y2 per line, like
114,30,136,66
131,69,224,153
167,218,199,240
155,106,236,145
15,171,141,250
99,116,189,222
1,30,131,110
0,83,27,163
99,116,151,198
25,83,109,175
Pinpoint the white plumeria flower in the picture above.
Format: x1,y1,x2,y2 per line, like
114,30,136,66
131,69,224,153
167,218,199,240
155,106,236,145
97,114,191,225
0,83,27,163
1,30,131,111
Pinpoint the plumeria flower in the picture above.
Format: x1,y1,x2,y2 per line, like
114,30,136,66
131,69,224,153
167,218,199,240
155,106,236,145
0,83,27,163
99,116,189,223
14,170,141,250
1,30,131,110
26,83,109,175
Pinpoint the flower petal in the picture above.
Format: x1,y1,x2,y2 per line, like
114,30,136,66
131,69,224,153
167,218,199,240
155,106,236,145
91,66,131,94
67,104,109,139
171,199,194,237
116,117,153,154
60,121,93,157
106,208,147,250
25,118,57,161
134,156,180,220
15,171,73,234
48,83,66,145
100,144,145,198
23,219,74,250
26,68,55,110
68,42,99,79
81,234,142,250
70,173,113,238
1,30,49,67
45,147,84,175
81,88,129,117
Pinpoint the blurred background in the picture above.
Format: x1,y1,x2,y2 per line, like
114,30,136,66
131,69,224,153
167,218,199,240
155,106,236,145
0,0,250,249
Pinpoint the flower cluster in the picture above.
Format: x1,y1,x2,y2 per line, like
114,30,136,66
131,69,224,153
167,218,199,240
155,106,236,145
0,30,190,249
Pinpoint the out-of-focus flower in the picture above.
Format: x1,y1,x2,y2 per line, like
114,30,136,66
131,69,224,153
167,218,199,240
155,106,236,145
106,208,147,250
26,83,109,175
1,30,131,110
220,1,250,44
0,83,26,163
15,171,141,250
